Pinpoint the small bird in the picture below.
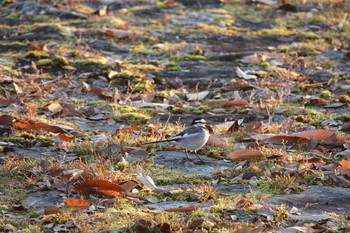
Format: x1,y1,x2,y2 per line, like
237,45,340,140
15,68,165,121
143,118,211,162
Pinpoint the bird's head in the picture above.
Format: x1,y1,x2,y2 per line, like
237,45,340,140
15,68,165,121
191,118,214,134
191,118,206,125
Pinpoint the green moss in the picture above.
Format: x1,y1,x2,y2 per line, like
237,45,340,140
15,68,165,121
24,51,50,59
36,136,55,147
4,11,21,19
146,166,207,185
36,58,53,67
71,50,82,57
189,105,211,115
72,58,108,66
53,55,69,66
164,62,182,71
172,107,185,114
32,15,52,22
320,90,332,98
339,95,350,103
115,113,150,125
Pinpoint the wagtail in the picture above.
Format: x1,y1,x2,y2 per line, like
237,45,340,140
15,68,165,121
143,118,210,162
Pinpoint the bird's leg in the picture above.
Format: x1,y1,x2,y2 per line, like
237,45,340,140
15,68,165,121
193,150,205,163
185,150,191,159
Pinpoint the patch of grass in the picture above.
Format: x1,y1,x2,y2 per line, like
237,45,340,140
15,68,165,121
259,174,303,195
145,166,207,185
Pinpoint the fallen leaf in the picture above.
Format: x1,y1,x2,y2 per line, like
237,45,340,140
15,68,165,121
119,180,138,193
13,122,62,133
136,175,158,190
44,206,61,215
265,135,309,144
236,67,257,80
0,96,15,107
223,99,249,107
0,114,15,126
339,160,350,169
186,90,210,101
207,135,226,149
299,157,324,164
62,65,76,70
292,129,336,141
187,219,204,230
226,120,240,134
243,121,263,133
115,126,141,135
64,198,90,208
163,205,197,212
104,28,133,39
47,101,63,114
227,149,263,161
75,179,124,197
58,133,71,142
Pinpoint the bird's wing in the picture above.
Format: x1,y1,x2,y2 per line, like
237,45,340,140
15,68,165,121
174,125,203,138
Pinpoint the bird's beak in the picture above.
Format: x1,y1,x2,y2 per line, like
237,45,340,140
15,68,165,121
205,124,214,134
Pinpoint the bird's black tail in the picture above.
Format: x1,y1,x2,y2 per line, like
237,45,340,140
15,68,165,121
143,138,177,145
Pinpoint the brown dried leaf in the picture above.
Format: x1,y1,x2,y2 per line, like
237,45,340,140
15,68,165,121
163,205,197,212
187,219,204,230
0,96,15,107
0,114,15,126
207,135,226,149
227,149,263,161
47,101,63,114
119,180,138,193
222,99,249,107
265,135,309,144
243,121,263,133
292,129,335,141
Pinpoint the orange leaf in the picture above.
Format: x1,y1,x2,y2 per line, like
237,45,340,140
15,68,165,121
75,179,125,197
163,205,197,212
265,135,309,144
104,29,115,37
58,133,71,142
13,121,62,133
64,198,90,208
115,126,141,135
292,129,335,141
339,160,350,169
227,149,263,161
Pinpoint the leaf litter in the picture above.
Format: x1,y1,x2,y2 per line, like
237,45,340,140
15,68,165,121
0,0,350,232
